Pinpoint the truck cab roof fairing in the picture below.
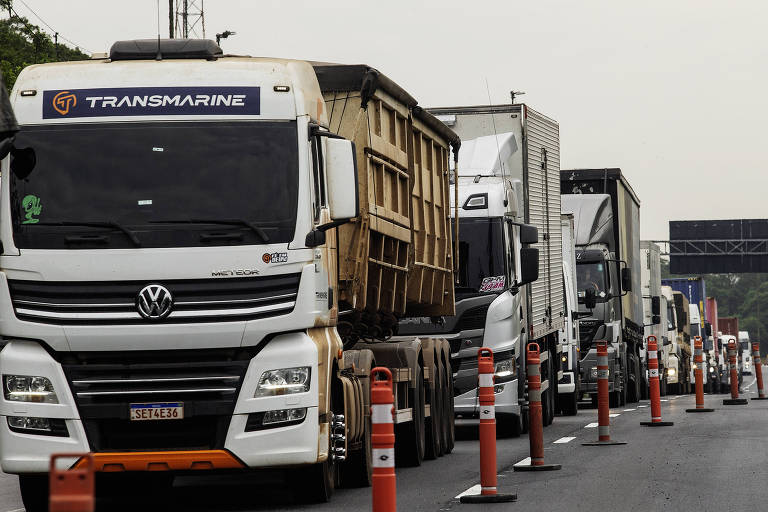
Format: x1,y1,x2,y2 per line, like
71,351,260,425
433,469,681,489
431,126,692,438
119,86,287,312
457,132,518,177
561,194,614,250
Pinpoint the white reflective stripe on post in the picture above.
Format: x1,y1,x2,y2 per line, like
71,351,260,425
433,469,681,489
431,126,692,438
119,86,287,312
648,350,657,360
649,368,659,377
598,426,609,436
527,365,540,376
372,447,395,468
479,374,494,388
481,486,497,492
371,404,393,424
598,355,608,366
598,369,610,379
694,349,702,356
479,405,495,420
529,390,542,402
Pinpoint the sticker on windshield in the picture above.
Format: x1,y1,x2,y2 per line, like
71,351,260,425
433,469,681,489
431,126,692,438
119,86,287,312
479,276,505,293
137,200,153,206
22,194,42,224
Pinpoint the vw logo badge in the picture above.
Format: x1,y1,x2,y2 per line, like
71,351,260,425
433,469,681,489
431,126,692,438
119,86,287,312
136,284,173,320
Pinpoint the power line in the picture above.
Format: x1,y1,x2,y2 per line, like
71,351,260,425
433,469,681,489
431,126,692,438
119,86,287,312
12,0,93,54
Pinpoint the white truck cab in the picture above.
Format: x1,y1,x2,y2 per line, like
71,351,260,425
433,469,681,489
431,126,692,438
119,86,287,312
740,331,752,374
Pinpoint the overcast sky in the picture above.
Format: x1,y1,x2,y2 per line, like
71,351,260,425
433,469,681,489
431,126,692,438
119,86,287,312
8,0,767,240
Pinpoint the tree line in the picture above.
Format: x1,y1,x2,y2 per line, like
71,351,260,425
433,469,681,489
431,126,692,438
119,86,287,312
1,3,89,91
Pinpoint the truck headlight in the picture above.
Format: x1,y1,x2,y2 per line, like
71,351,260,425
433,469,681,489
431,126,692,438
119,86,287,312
667,368,676,376
254,367,311,397
709,367,715,373
3,375,58,404
494,357,516,383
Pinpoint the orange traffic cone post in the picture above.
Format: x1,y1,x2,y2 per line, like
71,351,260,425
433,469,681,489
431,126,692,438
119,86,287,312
460,348,517,504
686,336,715,412
49,453,95,512
514,343,561,471
641,335,675,426
371,367,397,512
583,341,627,445
723,340,748,405
750,342,768,401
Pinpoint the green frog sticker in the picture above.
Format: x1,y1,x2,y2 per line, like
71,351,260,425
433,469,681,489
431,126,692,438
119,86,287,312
22,194,42,224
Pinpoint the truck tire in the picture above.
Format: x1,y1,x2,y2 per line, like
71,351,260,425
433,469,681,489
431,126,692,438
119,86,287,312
424,358,443,460
304,385,341,502
396,366,425,467
440,356,455,454
19,474,48,512
561,390,578,416
497,413,522,438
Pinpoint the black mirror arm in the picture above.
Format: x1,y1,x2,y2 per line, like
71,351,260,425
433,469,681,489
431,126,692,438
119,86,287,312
305,218,354,248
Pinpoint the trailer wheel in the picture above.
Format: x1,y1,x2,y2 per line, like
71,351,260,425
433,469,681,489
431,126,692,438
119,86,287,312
439,354,454,454
396,366,425,467
424,357,443,460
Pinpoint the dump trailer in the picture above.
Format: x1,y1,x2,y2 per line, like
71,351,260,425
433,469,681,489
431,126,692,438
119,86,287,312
640,241,665,398
0,39,460,509
404,103,564,434
561,168,643,406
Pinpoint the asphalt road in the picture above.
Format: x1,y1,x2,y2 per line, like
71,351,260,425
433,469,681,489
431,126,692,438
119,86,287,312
2,375,767,511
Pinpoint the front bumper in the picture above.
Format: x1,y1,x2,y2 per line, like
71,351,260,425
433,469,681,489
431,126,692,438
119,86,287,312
558,372,576,394
0,332,322,474
454,378,520,417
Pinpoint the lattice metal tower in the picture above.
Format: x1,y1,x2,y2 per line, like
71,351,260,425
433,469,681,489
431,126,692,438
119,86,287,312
172,0,205,39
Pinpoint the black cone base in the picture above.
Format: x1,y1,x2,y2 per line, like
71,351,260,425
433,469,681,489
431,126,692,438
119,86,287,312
686,408,715,412
582,440,627,446
723,398,749,405
751,397,768,400
513,463,561,472
460,493,517,504
640,421,674,426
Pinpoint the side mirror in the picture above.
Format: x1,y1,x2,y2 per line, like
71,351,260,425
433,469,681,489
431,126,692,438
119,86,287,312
584,288,597,310
663,336,672,346
652,314,661,325
520,224,538,245
651,296,660,315
325,138,359,220
621,267,632,292
705,323,712,336
518,247,539,285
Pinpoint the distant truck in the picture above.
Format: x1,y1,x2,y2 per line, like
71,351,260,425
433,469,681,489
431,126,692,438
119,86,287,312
706,297,725,393
662,277,714,390
640,241,666,397
670,290,693,393
410,103,565,434
739,331,752,374
561,168,644,406
719,317,743,388
559,213,581,415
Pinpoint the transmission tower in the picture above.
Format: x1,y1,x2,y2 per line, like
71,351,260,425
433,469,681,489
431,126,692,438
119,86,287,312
172,0,205,39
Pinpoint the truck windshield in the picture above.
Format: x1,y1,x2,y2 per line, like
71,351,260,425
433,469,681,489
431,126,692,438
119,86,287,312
9,121,299,248
576,261,608,302
455,217,506,298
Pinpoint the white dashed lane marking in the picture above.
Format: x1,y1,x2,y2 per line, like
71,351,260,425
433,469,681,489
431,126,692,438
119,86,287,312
623,408,636,411
553,436,576,444
585,422,598,428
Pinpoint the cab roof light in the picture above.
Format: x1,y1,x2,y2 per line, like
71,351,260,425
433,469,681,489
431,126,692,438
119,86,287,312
273,85,290,92
463,193,488,210
20,90,36,97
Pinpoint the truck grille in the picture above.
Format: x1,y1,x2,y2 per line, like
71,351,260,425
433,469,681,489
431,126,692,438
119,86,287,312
455,304,489,332
59,348,255,451
8,274,300,325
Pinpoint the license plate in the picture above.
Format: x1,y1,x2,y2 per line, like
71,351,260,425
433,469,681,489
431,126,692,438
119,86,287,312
130,402,184,421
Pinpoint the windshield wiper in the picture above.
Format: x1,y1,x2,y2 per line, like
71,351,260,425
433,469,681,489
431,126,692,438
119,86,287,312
33,221,142,247
149,219,270,243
